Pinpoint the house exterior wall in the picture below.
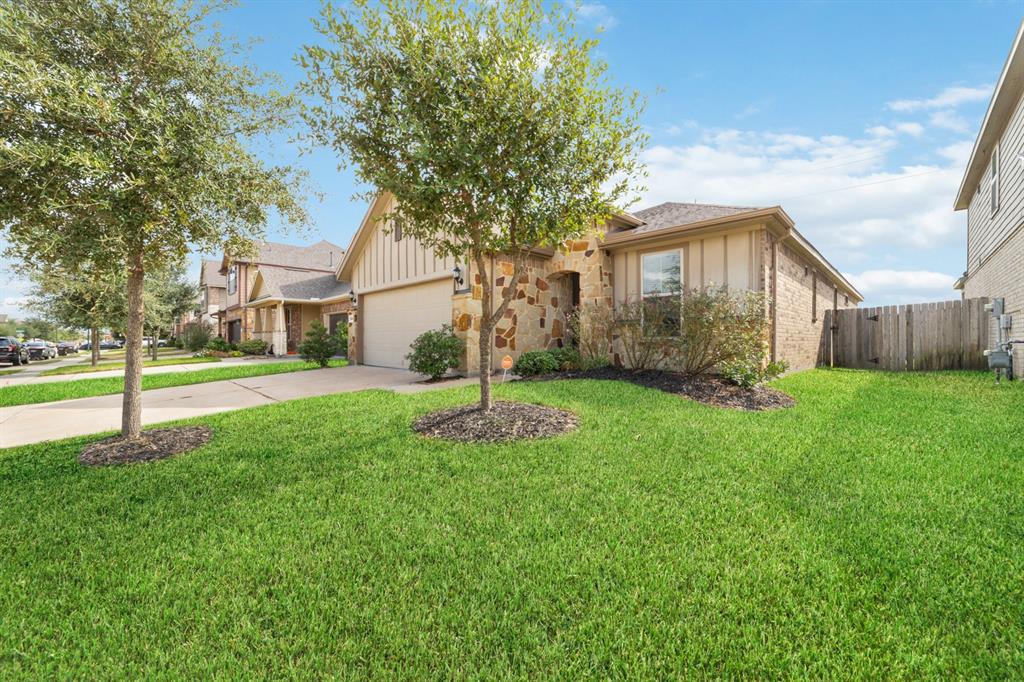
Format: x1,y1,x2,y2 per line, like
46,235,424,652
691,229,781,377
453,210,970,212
771,238,857,372
349,194,459,294
963,223,1024,374
962,89,1024,377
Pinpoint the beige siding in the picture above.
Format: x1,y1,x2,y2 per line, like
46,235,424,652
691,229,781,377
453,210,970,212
963,223,1024,375
967,90,1024,272
614,226,763,302
352,195,456,293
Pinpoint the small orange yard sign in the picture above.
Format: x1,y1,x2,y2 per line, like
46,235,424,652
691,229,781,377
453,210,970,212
501,355,513,370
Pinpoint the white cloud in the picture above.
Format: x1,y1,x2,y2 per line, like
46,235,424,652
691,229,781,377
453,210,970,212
893,122,924,137
928,109,969,132
887,84,991,112
577,3,617,29
639,126,971,266
845,269,959,303
867,125,895,138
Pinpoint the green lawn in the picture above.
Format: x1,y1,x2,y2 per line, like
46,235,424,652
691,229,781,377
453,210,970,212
0,359,348,407
1,370,1022,677
39,355,219,376
0,368,22,376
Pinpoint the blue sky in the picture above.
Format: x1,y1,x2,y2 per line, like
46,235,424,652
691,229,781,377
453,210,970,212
2,0,1022,315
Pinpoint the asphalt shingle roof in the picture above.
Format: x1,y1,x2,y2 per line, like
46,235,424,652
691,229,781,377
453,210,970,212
238,240,345,271
201,259,226,288
251,269,350,303
628,202,761,235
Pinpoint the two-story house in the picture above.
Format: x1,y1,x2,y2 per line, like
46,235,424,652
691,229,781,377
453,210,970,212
217,240,347,354
198,259,227,336
954,20,1024,375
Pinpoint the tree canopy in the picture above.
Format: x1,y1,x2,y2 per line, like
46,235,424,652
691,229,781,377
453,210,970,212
300,0,646,409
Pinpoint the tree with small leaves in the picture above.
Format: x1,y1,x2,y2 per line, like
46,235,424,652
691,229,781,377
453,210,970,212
298,319,340,368
299,0,646,410
0,0,305,438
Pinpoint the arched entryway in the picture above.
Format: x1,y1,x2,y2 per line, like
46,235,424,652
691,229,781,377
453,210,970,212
547,270,582,348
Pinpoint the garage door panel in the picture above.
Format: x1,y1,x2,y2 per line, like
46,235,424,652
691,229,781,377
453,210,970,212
362,278,452,368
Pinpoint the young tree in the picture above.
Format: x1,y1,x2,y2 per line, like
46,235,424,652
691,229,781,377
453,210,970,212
144,264,197,360
0,0,305,439
26,265,126,366
300,0,646,410
298,319,340,368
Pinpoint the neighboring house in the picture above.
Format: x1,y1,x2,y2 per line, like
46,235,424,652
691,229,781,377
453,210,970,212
198,259,227,335
246,269,351,356
335,193,861,373
953,20,1024,376
217,240,347,351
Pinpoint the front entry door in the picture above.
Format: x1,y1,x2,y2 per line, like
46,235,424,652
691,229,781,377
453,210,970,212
285,308,298,354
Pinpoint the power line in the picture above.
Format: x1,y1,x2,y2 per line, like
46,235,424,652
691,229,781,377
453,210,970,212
778,168,947,201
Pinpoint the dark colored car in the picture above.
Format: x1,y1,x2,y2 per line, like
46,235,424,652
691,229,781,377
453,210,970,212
0,337,29,366
25,340,56,360
57,341,79,355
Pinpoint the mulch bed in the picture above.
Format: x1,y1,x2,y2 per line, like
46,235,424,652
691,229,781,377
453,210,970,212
79,426,213,467
412,400,579,443
533,367,795,411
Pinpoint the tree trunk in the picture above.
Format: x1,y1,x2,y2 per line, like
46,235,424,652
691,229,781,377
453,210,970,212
473,249,528,412
151,326,159,361
90,326,100,367
122,253,145,439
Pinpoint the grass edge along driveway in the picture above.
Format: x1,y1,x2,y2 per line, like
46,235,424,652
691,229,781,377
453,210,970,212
0,359,348,407
0,369,1022,678
39,355,219,376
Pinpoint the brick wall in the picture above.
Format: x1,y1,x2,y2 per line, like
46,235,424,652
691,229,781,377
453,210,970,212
963,224,1024,376
772,241,857,372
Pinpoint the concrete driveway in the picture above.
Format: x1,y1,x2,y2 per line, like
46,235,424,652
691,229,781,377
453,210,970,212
0,365,475,448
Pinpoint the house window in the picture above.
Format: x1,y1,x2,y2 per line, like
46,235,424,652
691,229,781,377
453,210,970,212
641,251,682,297
200,288,207,310
811,271,817,322
990,143,1000,215
227,265,237,295
394,218,403,242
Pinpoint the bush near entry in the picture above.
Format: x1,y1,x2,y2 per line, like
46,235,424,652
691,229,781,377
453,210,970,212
237,339,268,355
407,325,463,380
299,320,342,368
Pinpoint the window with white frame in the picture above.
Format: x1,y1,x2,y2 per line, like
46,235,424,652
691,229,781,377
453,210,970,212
227,264,237,295
641,251,682,297
990,143,1000,215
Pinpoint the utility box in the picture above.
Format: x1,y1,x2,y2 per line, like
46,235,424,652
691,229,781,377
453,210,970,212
985,298,1005,316
999,314,1013,331
985,349,1013,370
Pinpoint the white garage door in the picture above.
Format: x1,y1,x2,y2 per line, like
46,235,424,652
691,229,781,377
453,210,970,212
361,278,453,368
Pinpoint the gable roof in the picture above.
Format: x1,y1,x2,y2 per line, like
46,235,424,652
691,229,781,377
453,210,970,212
248,268,351,305
955,20,1024,210
200,259,226,289
223,239,345,273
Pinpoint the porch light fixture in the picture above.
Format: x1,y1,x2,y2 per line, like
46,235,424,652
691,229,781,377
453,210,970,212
452,265,464,286
349,290,357,305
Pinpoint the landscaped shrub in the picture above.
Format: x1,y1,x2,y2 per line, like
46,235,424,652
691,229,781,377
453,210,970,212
298,320,341,367
613,296,679,371
672,287,769,376
237,339,268,355
181,322,212,352
549,346,581,371
569,303,615,364
406,324,463,380
206,337,230,352
721,357,788,388
512,350,560,376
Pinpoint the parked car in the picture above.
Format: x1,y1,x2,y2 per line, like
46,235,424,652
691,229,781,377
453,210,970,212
57,341,79,355
25,340,56,360
0,337,29,366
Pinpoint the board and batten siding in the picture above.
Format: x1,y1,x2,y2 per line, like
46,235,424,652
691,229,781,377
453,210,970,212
610,227,764,303
351,196,457,293
967,88,1024,272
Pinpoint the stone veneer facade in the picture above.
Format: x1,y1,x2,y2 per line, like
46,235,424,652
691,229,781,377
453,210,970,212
446,228,856,374
451,233,613,372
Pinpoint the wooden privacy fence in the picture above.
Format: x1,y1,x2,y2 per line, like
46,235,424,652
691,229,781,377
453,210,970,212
822,298,990,371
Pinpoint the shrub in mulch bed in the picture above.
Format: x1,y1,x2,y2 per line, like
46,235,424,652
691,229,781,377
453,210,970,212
529,366,795,411
79,426,213,467
412,400,578,443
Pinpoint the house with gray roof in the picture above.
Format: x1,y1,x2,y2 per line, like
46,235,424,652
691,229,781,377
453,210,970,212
336,192,861,372
216,239,352,355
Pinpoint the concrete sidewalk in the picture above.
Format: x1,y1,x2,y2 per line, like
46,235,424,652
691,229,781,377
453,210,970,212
0,365,476,447
0,355,302,387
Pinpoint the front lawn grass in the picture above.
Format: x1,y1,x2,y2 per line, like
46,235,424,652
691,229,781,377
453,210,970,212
0,359,348,407
0,368,22,376
1,370,1022,677
39,355,219,376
